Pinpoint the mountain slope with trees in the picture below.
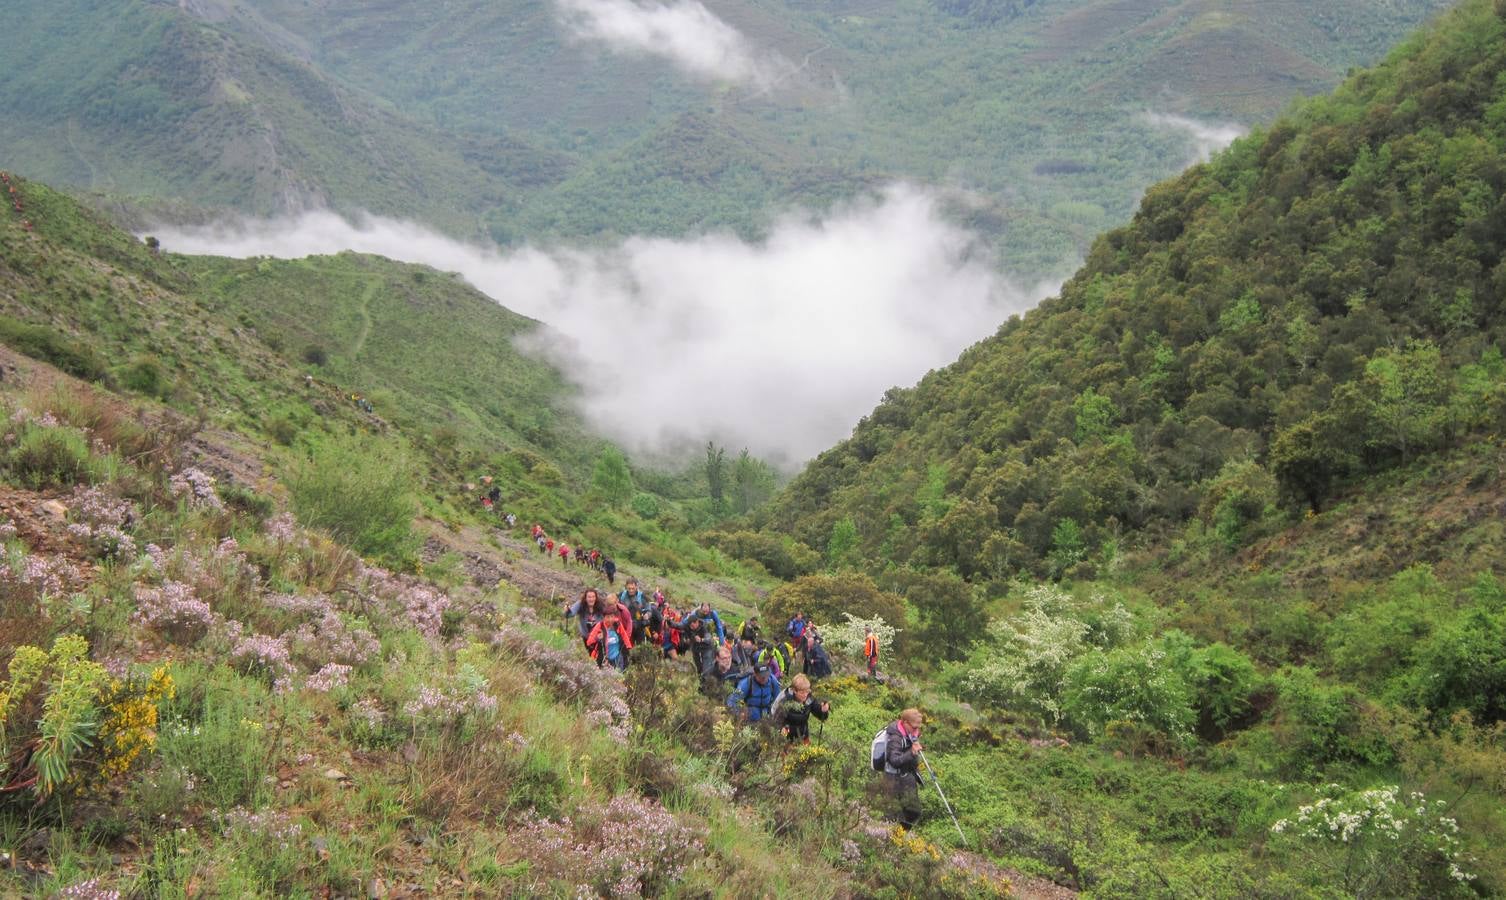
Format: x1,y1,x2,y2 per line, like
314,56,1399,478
0,0,1452,274
762,0,1506,584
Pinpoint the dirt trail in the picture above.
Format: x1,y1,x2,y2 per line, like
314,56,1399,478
349,276,379,360
418,520,616,608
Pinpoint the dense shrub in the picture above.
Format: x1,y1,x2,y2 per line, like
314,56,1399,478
764,572,910,657
1272,666,1396,775
1062,643,1196,748
630,491,660,520
286,434,418,563
701,530,819,579
6,420,106,487
117,354,174,400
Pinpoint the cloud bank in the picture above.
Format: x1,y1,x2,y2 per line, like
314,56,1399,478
555,0,788,86
151,187,1051,466
1145,112,1247,164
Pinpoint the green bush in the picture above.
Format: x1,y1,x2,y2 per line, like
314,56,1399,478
1199,460,1279,551
1061,643,1196,748
6,422,105,487
630,492,660,519
1161,632,1261,740
286,433,418,563
219,483,275,521
117,354,174,400
0,316,108,381
764,572,910,658
1403,599,1506,725
265,415,299,446
701,530,819,579
1272,666,1396,775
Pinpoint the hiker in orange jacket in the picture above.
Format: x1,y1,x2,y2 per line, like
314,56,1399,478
864,626,879,678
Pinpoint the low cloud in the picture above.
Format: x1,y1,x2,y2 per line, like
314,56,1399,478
151,186,1053,467
556,0,789,86
1144,112,1246,164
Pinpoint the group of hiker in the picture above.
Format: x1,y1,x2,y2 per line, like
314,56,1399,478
558,581,939,829
561,582,840,741
1,172,32,231
533,524,617,581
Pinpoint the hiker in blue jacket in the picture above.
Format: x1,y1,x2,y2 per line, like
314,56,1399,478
727,664,780,722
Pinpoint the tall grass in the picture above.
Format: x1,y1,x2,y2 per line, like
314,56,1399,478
286,433,418,564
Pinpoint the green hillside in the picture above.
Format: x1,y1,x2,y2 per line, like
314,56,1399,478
0,0,1452,273
6,3,1506,897
0,173,601,508
0,171,760,566
0,0,557,237
183,254,576,462
763,0,1506,583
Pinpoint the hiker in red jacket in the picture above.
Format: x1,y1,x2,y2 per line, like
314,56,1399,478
586,614,632,671
559,543,571,565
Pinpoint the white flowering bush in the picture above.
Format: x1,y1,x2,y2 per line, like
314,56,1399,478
1269,785,1477,896
822,613,898,659
957,584,1147,727
961,586,1090,723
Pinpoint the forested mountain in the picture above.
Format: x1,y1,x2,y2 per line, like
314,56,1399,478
761,0,1506,582
2,0,1452,273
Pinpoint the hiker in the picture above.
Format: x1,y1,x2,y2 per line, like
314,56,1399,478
646,589,671,645
603,556,616,585
701,644,740,698
487,484,501,506
559,542,571,566
864,626,880,678
681,615,716,674
773,674,830,744
683,602,727,645
505,512,517,528
619,579,651,646
728,665,781,722
564,589,610,650
761,639,793,680
730,636,760,675
660,606,683,659
883,709,925,829
587,610,633,672
740,615,761,645
787,612,806,643
805,633,832,679
532,524,544,540
590,548,601,570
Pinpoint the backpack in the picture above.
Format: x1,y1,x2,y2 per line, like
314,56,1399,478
871,726,890,772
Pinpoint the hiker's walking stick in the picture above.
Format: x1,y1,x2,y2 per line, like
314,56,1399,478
917,748,968,847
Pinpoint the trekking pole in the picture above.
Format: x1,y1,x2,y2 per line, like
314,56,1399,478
917,748,968,847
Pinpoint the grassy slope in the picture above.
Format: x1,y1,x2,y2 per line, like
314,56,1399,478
183,253,583,466
0,174,601,509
